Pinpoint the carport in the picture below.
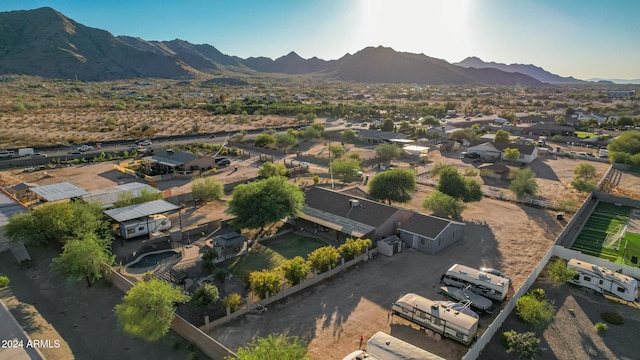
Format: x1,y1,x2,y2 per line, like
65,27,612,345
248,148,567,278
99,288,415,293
104,199,180,240
30,182,89,203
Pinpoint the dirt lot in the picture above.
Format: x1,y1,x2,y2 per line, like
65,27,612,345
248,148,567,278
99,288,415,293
0,142,638,359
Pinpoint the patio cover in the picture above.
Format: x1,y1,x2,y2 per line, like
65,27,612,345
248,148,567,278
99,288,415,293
30,182,89,202
104,199,179,223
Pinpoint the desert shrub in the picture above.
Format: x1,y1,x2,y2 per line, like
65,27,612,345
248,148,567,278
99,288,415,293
222,293,242,312
595,322,608,333
0,276,9,288
213,268,230,283
601,312,624,325
516,291,555,327
502,330,545,359
530,288,546,301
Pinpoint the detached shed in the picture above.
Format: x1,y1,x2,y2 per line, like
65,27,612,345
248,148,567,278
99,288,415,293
377,235,403,257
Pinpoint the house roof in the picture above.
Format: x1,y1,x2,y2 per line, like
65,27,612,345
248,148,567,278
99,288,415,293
521,122,575,132
212,231,248,247
301,187,401,237
398,212,453,239
83,182,161,208
103,199,179,223
491,142,537,155
144,149,198,167
11,182,38,191
469,141,537,156
30,182,89,201
0,190,28,227
357,129,408,140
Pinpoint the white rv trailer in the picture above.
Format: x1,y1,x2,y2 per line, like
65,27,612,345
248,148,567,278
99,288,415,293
119,214,171,239
391,293,478,346
366,332,446,360
567,258,638,302
441,264,509,301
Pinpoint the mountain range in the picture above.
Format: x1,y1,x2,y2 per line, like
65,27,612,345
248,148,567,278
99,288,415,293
0,7,609,85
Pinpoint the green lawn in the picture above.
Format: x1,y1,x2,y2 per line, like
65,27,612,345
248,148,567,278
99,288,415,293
221,234,327,276
575,131,598,139
622,232,640,266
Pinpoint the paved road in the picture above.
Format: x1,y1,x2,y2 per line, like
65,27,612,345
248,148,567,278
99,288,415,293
0,299,45,360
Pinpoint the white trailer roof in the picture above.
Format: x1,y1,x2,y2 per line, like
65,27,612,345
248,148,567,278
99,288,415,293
367,332,445,360
103,199,178,222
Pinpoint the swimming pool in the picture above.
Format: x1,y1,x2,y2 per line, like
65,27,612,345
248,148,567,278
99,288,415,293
126,250,181,270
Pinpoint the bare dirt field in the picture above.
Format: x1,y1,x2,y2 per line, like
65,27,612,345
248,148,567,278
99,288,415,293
1,140,638,359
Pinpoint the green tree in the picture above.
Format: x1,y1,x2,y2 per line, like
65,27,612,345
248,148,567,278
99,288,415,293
279,256,311,286
307,246,340,273
437,166,482,202
516,290,555,327
571,178,599,193
375,143,402,162
229,333,310,360
608,131,640,167
114,279,190,341
258,162,290,178
254,132,275,147
449,129,479,142
249,270,281,299
616,116,634,127
328,145,346,159
192,283,220,308
228,177,305,238
547,258,577,284
329,158,361,182
421,115,439,127
302,126,323,140
275,133,298,153
502,330,545,359
113,188,162,208
494,129,511,143
503,148,521,161
509,168,538,198
51,233,114,287
337,238,372,260
381,118,395,132
191,176,224,202
341,129,357,142
573,162,597,180
368,168,416,204
4,201,111,246
422,190,465,218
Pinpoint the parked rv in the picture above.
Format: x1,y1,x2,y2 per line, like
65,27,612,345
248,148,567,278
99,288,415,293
441,263,509,301
391,293,479,346
119,214,172,239
366,332,446,360
439,285,494,313
567,258,638,302
18,148,35,157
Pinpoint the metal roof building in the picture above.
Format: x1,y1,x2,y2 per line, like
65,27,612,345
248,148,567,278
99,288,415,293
83,182,161,208
30,182,89,202
103,199,179,223
0,190,28,227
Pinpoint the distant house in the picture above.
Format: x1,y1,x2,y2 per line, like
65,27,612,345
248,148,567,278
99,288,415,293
518,122,576,137
143,149,216,174
467,142,538,164
357,130,408,144
299,187,463,254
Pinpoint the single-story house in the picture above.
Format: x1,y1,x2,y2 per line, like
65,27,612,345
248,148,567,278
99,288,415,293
143,149,216,174
356,129,408,144
519,122,576,137
467,142,538,164
299,187,464,254
477,163,520,180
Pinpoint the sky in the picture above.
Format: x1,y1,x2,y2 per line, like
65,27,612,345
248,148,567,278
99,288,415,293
1,0,639,80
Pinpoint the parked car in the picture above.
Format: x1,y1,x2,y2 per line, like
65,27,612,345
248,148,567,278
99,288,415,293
77,144,93,152
31,153,47,158
137,139,152,146
217,159,231,166
480,267,512,286
460,152,480,159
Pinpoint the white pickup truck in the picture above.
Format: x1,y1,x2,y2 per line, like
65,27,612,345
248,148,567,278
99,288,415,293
0,150,15,158
77,144,94,152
